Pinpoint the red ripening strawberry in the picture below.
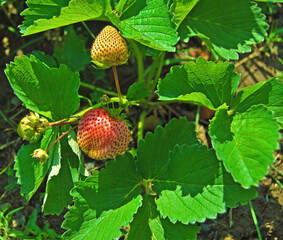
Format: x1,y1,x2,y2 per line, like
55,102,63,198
77,108,131,160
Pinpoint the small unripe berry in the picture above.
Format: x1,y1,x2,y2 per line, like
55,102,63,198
91,25,129,69
32,149,49,162
17,112,49,143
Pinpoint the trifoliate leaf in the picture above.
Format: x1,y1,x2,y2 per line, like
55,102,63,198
5,55,80,121
231,78,283,127
62,153,143,239
154,144,257,224
14,127,58,201
156,57,240,110
119,0,179,51
128,195,200,240
137,117,198,179
178,0,268,60
20,0,110,36
209,104,280,188
54,25,90,72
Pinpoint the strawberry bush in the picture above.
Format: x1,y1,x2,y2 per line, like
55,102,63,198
4,0,283,239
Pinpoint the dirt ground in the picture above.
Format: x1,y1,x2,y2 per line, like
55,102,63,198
1,2,283,240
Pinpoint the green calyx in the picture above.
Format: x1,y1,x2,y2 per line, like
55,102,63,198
17,112,49,143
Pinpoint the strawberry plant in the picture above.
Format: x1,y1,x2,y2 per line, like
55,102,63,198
4,0,283,239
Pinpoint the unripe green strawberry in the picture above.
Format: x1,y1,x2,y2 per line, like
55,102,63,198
32,149,49,163
91,25,129,69
77,108,131,160
17,112,49,143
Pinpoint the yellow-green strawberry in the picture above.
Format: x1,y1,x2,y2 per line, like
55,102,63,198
91,25,129,69
32,149,49,163
17,112,49,143
77,108,131,160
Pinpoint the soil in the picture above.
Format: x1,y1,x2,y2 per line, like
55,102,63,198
1,2,283,240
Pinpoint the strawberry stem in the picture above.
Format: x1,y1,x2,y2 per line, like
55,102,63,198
112,65,122,102
45,125,78,152
49,120,79,127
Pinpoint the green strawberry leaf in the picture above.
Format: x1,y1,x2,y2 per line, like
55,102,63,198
42,129,86,215
119,0,179,51
20,0,110,36
137,117,198,179
128,195,200,240
54,25,90,72
67,130,89,180
62,153,142,239
169,0,199,26
231,78,283,127
209,104,280,188
154,144,257,224
19,0,70,35
254,0,283,2
126,82,151,101
178,0,268,60
29,51,58,68
5,55,80,121
14,127,58,201
156,57,240,110
115,0,137,15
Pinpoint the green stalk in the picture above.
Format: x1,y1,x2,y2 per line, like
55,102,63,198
68,98,178,123
82,21,95,39
129,40,144,83
144,180,151,195
249,200,262,240
146,56,161,84
137,110,147,143
80,81,118,96
149,52,165,93
269,171,283,189
7,35,47,58
195,105,201,127
49,120,79,127
270,164,283,176
0,110,17,128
